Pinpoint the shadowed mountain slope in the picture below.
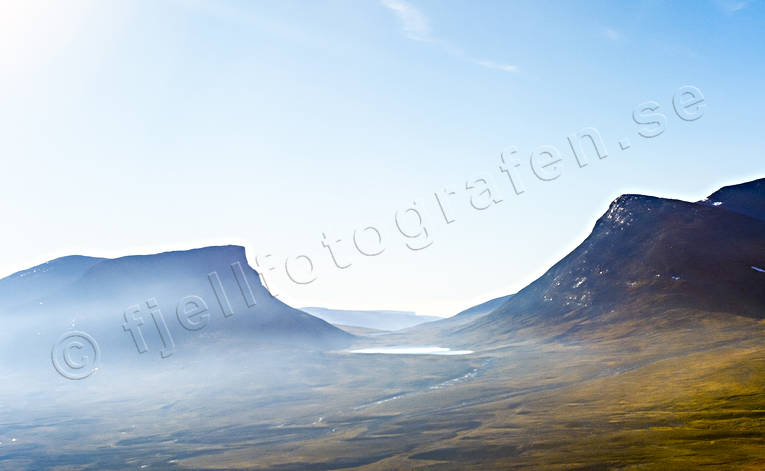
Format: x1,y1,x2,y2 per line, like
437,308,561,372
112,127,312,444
455,181,765,346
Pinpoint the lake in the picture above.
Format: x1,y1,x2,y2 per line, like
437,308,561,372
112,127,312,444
350,346,474,355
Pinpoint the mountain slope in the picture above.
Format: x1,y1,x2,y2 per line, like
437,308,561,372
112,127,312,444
446,294,514,326
455,183,765,346
0,255,105,311
405,294,514,333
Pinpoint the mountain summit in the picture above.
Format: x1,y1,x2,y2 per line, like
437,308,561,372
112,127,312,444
701,177,765,221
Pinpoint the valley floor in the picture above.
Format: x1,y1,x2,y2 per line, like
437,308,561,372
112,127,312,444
2,316,765,470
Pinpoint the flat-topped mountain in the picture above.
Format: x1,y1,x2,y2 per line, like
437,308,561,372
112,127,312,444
0,245,352,372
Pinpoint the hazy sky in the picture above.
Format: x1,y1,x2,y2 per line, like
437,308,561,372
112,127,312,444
1,0,763,316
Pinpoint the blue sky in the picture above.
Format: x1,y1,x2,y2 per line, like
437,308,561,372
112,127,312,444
1,0,763,316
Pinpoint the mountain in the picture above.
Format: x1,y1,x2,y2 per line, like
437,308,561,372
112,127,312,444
700,177,765,221
0,246,352,372
300,307,440,331
398,294,514,336
441,294,513,327
453,178,765,346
